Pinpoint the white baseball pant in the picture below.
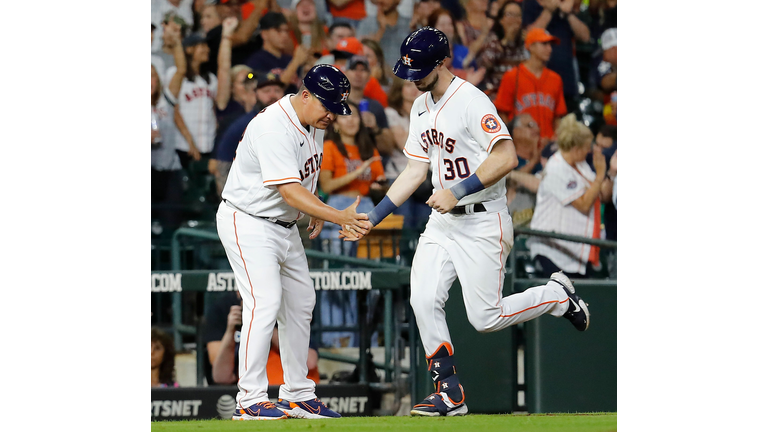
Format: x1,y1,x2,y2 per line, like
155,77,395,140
410,209,571,357
216,202,317,408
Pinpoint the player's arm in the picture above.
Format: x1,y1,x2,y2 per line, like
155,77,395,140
364,158,430,227
276,183,371,236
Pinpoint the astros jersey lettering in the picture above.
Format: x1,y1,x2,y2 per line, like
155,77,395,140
403,77,511,208
221,94,325,222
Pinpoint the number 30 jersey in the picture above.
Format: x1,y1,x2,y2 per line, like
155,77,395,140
402,77,512,207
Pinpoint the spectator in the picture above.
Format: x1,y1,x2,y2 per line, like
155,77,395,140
213,18,254,164
384,79,433,229
152,0,195,52
327,0,367,30
213,71,286,196
493,28,567,143
324,37,389,108
587,0,616,46
315,22,355,64
203,291,320,385
409,0,442,30
244,12,311,90
202,0,266,75
601,149,616,279
318,101,386,348
476,0,528,99
427,8,486,86
522,0,591,111
288,0,329,58
457,0,494,61
596,28,616,94
356,0,412,69
153,12,189,78
151,328,179,388
319,100,386,257
361,38,390,89
152,64,184,232
345,56,397,158
199,3,222,34
528,114,607,278
166,33,218,168
505,113,543,227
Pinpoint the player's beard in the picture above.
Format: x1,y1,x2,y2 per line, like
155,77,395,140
415,72,439,93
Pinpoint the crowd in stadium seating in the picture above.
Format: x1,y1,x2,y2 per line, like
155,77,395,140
151,0,617,355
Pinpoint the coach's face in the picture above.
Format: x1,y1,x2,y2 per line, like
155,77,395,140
301,90,337,129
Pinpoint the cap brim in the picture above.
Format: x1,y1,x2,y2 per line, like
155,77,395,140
325,101,351,115
392,60,432,82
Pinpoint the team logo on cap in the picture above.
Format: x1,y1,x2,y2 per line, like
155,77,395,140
402,54,413,66
481,114,501,133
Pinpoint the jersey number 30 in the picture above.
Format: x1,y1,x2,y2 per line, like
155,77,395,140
443,157,471,180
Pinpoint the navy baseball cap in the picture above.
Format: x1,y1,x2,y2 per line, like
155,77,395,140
302,65,352,115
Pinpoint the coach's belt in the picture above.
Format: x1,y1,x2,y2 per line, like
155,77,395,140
449,203,487,215
223,200,297,229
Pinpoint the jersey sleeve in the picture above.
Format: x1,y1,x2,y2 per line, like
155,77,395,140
250,131,302,187
402,120,430,163
466,95,511,153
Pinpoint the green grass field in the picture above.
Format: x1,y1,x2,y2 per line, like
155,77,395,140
151,413,617,431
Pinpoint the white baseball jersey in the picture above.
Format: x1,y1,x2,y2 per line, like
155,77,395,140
215,93,323,409
221,94,324,223
403,77,511,209
529,151,598,275
164,66,218,154
404,77,570,361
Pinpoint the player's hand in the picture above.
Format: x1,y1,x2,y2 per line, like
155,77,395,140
592,144,606,179
227,305,242,330
222,16,238,37
338,195,372,239
307,216,325,239
427,189,459,214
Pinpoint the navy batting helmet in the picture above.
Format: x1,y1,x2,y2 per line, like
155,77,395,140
392,27,451,82
302,64,351,115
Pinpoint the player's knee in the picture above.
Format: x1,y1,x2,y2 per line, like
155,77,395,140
468,313,497,333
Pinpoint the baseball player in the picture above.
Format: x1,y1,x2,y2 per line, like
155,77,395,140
216,64,372,420
354,28,591,417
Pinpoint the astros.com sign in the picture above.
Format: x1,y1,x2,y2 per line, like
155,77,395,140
151,271,373,292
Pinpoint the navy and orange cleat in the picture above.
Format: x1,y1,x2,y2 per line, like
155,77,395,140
411,391,468,417
550,271,590,331
276,398,341,419
232,401,288,420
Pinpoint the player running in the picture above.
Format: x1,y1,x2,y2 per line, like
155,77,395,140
216,64,371,420
352,27,591,417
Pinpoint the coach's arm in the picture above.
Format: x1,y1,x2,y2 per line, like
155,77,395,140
277,183,372,237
